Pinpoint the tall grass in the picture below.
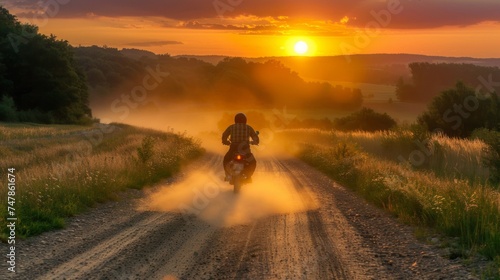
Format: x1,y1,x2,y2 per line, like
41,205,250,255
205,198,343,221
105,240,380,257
0,122,93,140
280,128,491,185
278,129,500,275
299,142,500,257
0,123,203,239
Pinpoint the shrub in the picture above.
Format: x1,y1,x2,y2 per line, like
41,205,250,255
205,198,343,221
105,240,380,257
0,95,18,121
418,82,499,138
17,109,54,123
334,107,396,132
137,135,156,163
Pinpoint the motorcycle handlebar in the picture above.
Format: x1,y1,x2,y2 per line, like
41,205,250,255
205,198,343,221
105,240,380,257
224,141,258,146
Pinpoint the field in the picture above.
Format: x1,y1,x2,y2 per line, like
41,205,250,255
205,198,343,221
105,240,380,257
275,129,500,276
302,78,428,122
0,123,203,240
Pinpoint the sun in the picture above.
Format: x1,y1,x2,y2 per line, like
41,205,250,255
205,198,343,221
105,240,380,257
294,41,309,55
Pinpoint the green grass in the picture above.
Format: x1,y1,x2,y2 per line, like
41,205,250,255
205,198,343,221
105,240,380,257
0,122,204,240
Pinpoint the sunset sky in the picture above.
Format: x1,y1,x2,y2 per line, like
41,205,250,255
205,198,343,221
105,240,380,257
4,0,500,58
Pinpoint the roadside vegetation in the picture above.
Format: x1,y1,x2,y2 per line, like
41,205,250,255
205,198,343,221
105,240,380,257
276,128,499,276
270,85,499,277
0,123,203,240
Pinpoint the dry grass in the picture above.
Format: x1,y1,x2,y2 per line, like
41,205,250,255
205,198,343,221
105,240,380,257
278,129,500,276
280,128,490,184
0,123,203,239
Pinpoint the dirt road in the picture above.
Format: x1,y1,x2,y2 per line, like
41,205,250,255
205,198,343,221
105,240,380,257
3,154,477,279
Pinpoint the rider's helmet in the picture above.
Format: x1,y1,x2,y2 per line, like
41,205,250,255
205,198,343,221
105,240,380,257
234,113,247,124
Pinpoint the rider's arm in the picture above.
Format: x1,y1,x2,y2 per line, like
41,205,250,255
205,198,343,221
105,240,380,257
248,126,259,145
222,125,232,145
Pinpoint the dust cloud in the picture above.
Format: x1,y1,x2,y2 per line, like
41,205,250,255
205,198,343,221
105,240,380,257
138,170,317,227
95,105,306,157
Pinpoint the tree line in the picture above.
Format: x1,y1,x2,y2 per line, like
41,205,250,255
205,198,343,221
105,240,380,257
76,47,363,111
397,62,500,103
0,7,91,124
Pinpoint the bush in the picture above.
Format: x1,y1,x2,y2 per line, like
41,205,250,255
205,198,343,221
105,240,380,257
334,107,396,132
0,95,18,121
17,109,54,123
137,136,156,163
418,82,499,138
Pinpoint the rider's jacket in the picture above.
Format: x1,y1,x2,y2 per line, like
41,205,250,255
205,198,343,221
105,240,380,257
222,123,259,144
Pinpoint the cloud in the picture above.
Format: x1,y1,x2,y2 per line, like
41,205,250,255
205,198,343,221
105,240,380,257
6,0,500,29
126,41,183,47
179,21,270,30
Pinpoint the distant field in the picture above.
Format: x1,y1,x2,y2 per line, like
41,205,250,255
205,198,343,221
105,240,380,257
331,80,397,102
303,78,428,122
362,102,428,123
304,78,397,101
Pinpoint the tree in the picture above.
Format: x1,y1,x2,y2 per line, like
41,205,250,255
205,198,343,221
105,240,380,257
334,108,396,132
396,77,415,101
397,63,500,103
418,82,499,138
0,6,91,124
0,56,13,96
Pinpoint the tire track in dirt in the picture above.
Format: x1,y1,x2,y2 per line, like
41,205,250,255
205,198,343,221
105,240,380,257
275,158,371,279
179,157,353,279
271,158,352,279
14,211,153,277
39,213,173,279
279,158,476,279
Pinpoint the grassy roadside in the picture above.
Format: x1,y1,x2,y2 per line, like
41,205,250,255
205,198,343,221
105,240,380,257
279,128,491,185
0,123,204,240
276,130,500,278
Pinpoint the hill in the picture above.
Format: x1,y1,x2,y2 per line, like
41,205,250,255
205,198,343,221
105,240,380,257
177,54,500,85
75,47,363,115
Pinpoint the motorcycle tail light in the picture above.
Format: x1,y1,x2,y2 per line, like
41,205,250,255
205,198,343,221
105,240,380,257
236,155,242,160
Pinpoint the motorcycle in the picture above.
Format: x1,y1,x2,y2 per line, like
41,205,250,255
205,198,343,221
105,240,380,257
225,137,258,194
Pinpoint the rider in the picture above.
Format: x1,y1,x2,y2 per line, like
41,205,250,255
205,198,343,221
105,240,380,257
222,113,259,181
